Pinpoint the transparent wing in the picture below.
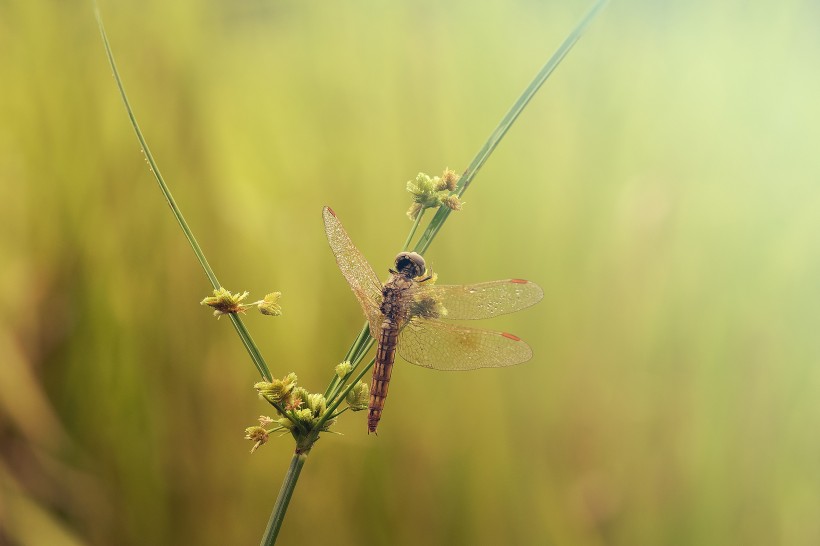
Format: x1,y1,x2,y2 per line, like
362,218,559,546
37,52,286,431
418,279,543,320
322,206,383,335
397,317,533,371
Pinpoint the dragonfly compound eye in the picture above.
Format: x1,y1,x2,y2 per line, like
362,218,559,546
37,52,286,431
395,251,426,278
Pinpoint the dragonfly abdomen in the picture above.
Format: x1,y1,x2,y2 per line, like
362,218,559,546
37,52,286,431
368,319,400,434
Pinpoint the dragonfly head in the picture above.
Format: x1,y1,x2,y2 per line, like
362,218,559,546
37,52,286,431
394,251,426,279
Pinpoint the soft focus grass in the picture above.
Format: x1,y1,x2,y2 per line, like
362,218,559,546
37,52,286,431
2,0,820,545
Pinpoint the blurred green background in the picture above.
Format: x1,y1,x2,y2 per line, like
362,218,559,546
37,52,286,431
2,0,820,544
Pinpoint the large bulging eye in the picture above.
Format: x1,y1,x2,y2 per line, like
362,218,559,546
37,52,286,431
395,251,426,277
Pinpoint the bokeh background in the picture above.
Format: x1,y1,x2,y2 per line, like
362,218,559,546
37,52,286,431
2,0,820,544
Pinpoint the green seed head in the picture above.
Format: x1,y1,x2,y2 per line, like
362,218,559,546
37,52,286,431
335,361,353,378
307,393,327,416
258,292,283,316
244,426,269,453
289,387,310,411
441,168,459,192
406,202,423,220
255,372,298,404
346,381,370,411
405,170,463,220
201,287,250,317
443,194,462,211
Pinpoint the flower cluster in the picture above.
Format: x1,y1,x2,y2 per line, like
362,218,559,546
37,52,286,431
257,292,283,316
201,288,282,318
406,168,462,220
335,361,368,411
244,416,276,453
246,370,369,452
201,288,249,317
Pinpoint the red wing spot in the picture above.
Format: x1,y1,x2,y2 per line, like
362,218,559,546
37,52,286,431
326,206,337,217
501,332,521,341
510,278,528,284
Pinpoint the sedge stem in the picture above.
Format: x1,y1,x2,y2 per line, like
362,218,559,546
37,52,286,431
94,4,273,381
402,209,425,251
260,450,308,546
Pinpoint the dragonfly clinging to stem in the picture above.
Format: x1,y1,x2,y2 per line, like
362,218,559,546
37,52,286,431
323,206,543,433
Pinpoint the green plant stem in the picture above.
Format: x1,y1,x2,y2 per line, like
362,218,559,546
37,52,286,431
94,5,272,381
230,314,273,381
402,209,425,251
260,450,309,546
327,337,374,403
413,0,608,256
324,322,370,398
316,358,376,432
330,407,350,419
95,7,216,288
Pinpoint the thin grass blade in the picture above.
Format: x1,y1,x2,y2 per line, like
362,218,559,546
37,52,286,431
94,6,272,381
413,0,609,255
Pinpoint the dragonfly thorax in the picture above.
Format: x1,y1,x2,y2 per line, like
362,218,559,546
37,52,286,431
322,206,543,434
394,251,425,279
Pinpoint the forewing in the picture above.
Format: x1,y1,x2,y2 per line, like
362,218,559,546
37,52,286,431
397,317,533,371
323,206,383,335
418,279,543,320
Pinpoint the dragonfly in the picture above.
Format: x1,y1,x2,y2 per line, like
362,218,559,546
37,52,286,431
323,206,543,433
